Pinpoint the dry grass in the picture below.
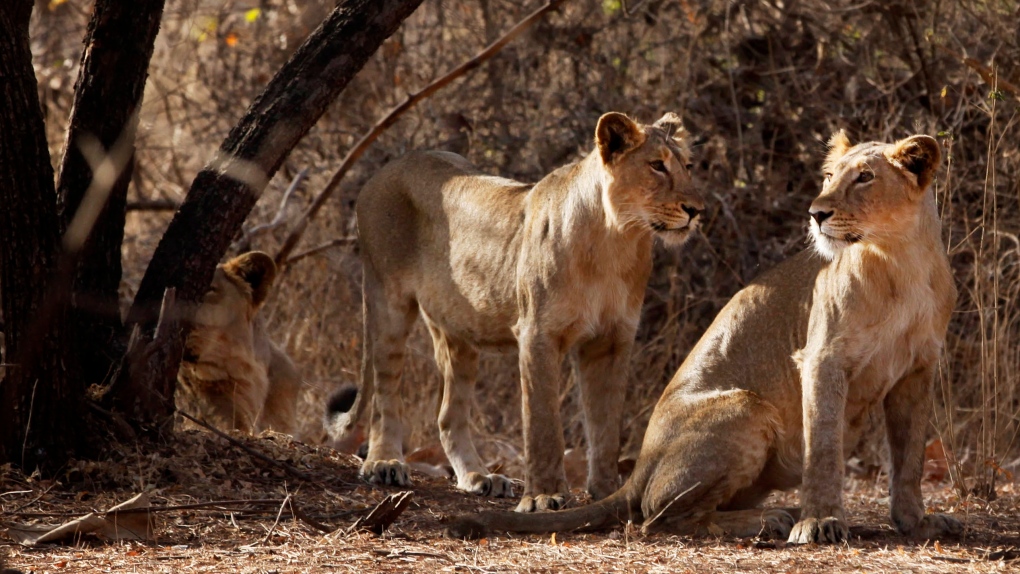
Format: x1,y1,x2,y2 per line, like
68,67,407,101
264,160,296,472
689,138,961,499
3,432,1019,573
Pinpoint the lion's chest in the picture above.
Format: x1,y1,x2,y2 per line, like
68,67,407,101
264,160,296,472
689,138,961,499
555,272,642,342
841,279,943,430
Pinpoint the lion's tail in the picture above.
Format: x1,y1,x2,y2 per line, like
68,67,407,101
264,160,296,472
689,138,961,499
444,485,639,539
323,300,375,442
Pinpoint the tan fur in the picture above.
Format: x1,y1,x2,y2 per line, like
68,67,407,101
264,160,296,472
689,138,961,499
447,133,962,543
177,252,302,435
326,112,704,512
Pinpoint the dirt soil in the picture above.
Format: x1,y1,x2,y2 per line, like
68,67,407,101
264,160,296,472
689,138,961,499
2,430,1018,573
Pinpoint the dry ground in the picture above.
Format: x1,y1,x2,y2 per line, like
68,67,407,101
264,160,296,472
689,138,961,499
2,430,1019,573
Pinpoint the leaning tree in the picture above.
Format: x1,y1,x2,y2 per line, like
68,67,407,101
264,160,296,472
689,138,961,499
0,0,425,472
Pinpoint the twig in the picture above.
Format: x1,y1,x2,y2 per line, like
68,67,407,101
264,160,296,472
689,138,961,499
7,497,342,534
620,0,649,16
4,499,287,518
255,493,292,546
236,168,307,252
372,548,453,562
289,501,334,533
6,484,58,515
284,237,357,266
178,411,316,482
346,491,413,535
272,0,570,267
934,44,1020,101
643,482,700,529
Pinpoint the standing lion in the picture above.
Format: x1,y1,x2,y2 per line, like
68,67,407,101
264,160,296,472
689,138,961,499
327,112,705,511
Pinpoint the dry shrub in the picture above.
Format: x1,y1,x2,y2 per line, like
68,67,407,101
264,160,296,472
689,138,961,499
28,0,1020,490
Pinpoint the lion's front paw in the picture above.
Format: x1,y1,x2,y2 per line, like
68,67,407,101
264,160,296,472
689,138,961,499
461,472,515,498
761,509,797,539
515,493,567,513
361,459,412,487
788,516,848,544
900,513,964,539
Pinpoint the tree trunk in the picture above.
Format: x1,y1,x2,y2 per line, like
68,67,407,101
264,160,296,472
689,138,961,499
55,0,167,397
0,0,83,470
116,0,425,425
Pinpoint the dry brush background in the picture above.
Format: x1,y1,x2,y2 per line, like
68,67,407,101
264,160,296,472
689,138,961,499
29,0,1020,495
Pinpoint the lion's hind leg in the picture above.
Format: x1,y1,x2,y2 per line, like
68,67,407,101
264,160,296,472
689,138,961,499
360,269,418,487
639,390,782,537
427,321,514,498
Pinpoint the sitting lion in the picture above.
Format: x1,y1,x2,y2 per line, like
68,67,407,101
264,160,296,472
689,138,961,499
447,131,962,543
326,112,705,512
177,251,302,435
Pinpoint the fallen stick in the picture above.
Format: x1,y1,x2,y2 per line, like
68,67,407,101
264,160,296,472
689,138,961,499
346,491,413,535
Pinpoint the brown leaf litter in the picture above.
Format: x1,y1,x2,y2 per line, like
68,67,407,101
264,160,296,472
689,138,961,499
1,429,1019,573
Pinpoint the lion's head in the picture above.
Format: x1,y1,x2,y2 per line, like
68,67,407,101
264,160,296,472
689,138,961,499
192,251,277,330
179,251,281,432
808,131,942,259
595,112,705,246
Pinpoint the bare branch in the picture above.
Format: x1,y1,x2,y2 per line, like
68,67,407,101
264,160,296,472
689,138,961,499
935,44,1020,102
235,168,308,253
284,237,358,267
273,0,570,267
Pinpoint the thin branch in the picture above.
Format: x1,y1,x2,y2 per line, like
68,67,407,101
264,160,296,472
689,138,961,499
253,493,292,546
5,499,286,518
284,237,357,267
935,44,1020,101
289,502,334,533
236,168,308,252
272,0,570,266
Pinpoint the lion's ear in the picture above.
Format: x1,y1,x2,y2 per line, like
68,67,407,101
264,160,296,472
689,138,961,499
826,128,852,160
653,112,684,140
596,112,645,164
885,135,941,191
223,251,277,307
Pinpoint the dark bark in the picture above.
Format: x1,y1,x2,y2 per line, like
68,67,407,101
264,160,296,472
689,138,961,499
116,0,425,424
0,0,82,469
55,0,166,395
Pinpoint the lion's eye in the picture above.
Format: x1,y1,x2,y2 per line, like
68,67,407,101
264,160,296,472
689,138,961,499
823,172,833,180
650,160,668,173
685,163,694,171
856,171,874,184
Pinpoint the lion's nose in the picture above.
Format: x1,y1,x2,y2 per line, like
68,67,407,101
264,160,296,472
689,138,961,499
810,209,834,225
681,204,701,220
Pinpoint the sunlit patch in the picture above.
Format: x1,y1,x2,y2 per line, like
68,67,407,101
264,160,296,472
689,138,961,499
809,220,855,260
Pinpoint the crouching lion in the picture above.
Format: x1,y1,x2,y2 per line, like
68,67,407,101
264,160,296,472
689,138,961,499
447,132,962,543
326,112,705,512
177,251,302,435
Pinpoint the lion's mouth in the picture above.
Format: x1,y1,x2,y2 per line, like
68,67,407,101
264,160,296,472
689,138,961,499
651,221,694,234
650,220,697,246
817,230,863,244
